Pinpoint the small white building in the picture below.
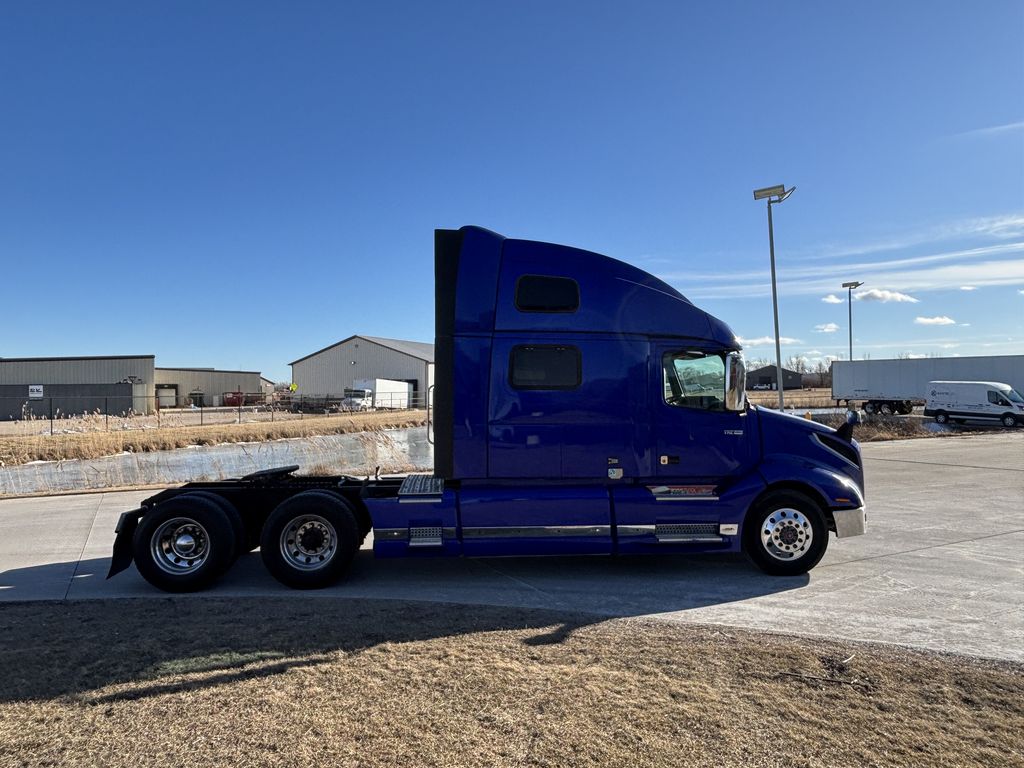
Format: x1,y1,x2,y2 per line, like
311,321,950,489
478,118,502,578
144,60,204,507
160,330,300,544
290,335,434,403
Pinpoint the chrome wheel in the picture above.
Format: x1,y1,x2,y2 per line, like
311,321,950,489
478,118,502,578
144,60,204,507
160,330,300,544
279,514,337,571
760,507,814,561
151,517,210,574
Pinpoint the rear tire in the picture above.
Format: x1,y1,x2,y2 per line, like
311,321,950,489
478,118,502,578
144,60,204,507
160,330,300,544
133,495,235,593
934,411,949,424
744,490,828,576
879,403,894,416
260,490,360,589
863,402,876,414
187,491,246,560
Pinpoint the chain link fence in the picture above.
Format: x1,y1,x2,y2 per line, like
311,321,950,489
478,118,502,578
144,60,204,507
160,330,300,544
0,391,430,436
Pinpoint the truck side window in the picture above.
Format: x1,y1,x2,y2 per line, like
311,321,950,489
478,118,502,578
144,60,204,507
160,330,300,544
515,275,580,312
510,345,581,389
662,352,725,411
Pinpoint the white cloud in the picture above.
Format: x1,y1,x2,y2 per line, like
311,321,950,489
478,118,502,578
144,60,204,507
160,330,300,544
940,344,960,349
670,242,1024,300
960,286,977,291
855,288,920,303
915,316,956,326
907,353,929,359
792,213,1024,262
955,121,1024,139
806,349,822,356
814,322,839,333
821,294,843,304
960,323,971,327
1019,289,1024,295
736,335,802,346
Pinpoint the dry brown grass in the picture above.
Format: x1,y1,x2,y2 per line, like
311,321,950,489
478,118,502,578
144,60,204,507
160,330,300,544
812,413,941,442
0,598,1020,768
748,387,837,408
0,411,426,467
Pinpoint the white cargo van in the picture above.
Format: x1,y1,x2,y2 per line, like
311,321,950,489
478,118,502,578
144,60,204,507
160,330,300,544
923,381,1024,428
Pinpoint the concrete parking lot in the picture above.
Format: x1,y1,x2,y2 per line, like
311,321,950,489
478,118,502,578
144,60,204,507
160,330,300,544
1,432,1021,661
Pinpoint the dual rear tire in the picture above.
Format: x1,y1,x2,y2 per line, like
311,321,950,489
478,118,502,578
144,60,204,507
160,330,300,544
132,490,361,593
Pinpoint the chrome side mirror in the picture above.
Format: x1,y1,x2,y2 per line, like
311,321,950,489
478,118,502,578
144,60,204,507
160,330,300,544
724,351,747,412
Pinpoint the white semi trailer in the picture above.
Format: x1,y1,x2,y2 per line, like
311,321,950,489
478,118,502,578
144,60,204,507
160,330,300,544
831,355,1024,414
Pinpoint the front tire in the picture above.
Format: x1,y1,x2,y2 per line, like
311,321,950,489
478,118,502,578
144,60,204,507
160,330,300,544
934,411,949,424
133,495,236,592
1002,413,1018,428
744,490,828,576
260,490,360,589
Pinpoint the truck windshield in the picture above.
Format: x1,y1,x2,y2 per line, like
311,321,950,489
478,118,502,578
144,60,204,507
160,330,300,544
1005,389,1024,404
662,352,725,411
343,389,369,398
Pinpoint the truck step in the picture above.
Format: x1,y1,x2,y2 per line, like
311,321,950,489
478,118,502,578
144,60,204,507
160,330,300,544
655,523,722,543
408,526,444,547
399,474,445,497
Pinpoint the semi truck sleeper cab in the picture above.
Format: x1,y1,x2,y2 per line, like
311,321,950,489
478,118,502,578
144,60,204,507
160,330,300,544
109,226,866,592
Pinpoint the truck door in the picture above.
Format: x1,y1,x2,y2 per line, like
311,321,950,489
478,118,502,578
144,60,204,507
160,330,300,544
652,347,758,481
613,346,759,554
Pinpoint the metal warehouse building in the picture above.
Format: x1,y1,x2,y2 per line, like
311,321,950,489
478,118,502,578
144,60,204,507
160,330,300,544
0,355,268,419
746,365,804,391
155,368,263,408
0,355,154,418
290,335,434,401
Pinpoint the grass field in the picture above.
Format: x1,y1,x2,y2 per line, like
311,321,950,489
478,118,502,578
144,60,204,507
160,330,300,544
0,410,427,467
0,598,1020,768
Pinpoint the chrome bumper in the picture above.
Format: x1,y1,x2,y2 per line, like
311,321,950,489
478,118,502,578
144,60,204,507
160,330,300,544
833,506,866,538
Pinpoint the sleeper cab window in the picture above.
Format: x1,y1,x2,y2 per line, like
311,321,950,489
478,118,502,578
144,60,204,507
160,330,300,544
515,275,580,313
510,345,581,390
662,351,726,411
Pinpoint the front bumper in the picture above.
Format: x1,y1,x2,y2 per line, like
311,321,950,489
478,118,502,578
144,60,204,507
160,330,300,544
833,506,866,538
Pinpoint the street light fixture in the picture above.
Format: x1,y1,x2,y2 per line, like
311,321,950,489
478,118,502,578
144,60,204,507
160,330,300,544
753,184,796,409
842,280,864,362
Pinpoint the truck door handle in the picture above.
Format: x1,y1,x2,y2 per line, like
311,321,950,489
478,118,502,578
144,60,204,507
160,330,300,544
660,455,679,465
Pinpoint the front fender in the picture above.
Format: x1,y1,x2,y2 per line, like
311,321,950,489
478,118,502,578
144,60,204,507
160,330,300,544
759,455,865,511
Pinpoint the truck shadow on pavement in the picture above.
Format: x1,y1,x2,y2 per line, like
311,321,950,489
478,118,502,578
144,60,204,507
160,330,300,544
0,552,808,703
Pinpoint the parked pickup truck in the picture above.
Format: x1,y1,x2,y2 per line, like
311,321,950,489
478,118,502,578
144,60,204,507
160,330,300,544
109,226,866,593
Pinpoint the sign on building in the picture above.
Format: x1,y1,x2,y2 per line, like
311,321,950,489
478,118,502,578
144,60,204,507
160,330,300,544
28,385,44,399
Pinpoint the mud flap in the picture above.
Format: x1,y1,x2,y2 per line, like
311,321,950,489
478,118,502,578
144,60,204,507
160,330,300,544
107,509,143,579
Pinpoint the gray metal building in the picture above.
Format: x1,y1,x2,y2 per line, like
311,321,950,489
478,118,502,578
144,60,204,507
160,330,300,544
746,365,804,391
155,368,263,408
290,335,434,401
0,356,268,417
0,355,154,417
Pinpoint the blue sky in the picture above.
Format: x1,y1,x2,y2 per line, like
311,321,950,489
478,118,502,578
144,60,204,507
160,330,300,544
1,2,1021,382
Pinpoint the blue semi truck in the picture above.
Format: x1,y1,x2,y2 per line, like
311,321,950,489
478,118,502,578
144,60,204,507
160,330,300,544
109,226,866,592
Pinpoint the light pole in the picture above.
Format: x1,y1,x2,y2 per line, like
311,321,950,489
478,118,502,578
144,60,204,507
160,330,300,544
842,280,864,363
753,184,796,409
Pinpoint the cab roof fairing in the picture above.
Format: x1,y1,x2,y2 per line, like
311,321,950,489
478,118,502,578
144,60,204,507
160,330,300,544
452,226,738,347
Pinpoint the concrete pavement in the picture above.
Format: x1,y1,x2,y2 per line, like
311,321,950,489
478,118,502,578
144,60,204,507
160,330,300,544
1,432,1022,661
